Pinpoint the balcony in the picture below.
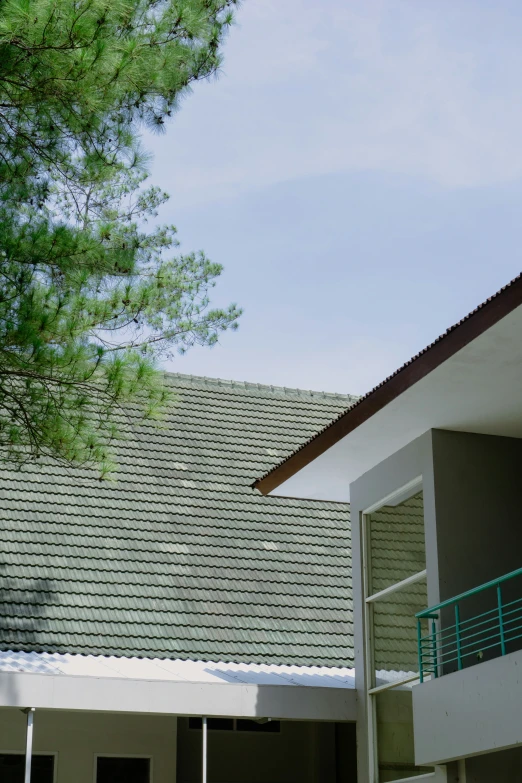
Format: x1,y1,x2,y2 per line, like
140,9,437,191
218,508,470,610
412,566,522,766
416,566,522,682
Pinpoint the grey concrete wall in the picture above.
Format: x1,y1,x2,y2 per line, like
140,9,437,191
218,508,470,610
0,707,177,783
430,430,522,603
349,431,436,783
465,746,522,782
176,719,357,783
413,647,522,765
376,689,434,782
408,431,522,770
428,430,522,677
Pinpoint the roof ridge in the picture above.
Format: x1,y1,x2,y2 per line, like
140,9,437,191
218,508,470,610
163,371,357,403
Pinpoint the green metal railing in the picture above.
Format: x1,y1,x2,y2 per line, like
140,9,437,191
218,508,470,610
416,566,522,683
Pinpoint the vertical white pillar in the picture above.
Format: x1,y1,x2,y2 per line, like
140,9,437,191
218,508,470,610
202,717,207,783
24,708,35,783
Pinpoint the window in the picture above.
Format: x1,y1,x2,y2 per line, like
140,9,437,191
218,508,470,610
188,718,234,731
0,754,54,783
236,719,280,733
362,480,434,782
188,718,280,733
96,756,150,783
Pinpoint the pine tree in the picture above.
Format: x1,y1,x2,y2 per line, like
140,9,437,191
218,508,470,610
0,0,241,474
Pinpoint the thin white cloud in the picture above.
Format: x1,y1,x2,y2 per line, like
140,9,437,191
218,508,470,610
146,0,522,206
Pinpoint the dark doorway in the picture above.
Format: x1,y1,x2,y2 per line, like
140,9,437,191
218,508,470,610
96,756,150,783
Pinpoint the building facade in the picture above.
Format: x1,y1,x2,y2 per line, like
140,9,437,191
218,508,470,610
0,374,357,783
257,273,522,783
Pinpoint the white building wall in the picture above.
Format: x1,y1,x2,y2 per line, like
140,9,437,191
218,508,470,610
413,648,522,766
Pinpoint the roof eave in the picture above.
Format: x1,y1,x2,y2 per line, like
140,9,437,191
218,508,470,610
254,273,522,496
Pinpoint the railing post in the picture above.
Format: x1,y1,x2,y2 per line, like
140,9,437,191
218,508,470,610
417,565,522,684
417,619,423,683
455,603,462,670
498,585,506,656
431,618,438,678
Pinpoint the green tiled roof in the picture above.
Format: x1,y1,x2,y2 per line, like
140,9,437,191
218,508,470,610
0,374,354,667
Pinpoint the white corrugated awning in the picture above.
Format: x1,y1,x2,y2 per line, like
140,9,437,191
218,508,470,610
0,651,357,722
0,650,355,688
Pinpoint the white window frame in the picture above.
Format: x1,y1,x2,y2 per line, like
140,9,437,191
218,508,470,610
0,750,58,783
93,753,153,783
362,476,429,783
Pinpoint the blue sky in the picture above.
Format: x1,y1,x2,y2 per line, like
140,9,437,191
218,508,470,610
144,0,522,395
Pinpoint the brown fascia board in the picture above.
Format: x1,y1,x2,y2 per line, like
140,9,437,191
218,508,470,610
254,272,522,496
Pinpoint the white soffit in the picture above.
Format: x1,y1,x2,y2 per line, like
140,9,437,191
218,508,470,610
272,304,522,502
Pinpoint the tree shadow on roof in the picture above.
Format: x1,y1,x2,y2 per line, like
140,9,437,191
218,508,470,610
0,562,57,706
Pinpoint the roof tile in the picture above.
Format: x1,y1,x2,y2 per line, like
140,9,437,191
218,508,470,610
0,373,353,667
